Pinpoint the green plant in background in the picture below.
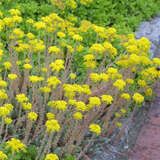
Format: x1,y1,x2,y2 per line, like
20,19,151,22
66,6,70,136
0,0,160,34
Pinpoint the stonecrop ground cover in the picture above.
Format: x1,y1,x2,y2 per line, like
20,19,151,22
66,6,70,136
0,3,160,160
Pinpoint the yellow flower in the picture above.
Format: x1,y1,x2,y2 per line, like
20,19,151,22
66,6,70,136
73,112,83,120
99,73,109,82
138,80,147,87
0,151,7,160
4,117,12,125
121,93,130,101
48,100,67,111
26,18,34,24
12,28,24,38
101,95,113,104
50,59,64,73
46,112,55,120
89,124,101,135
120,108,126,114
27,32,35,39
3,104,14,112
23,63,32,70
72,34,83,41
90,73,101,83
9,9,21,15
133,93,144,103
116,122,122,127
126,78,134,84
115,112,121,118
8,74,17,80
40,87,51,93
113,79,126,91
145,88,152,97
70,73,76,79
103,41,117,56
16,61,21,65
5,138,26,154
3,62,12,70
0,89,8,100
89,97,101,107
106,67,118,74
57,32,66,38
47,76,61,88
29,76,44,83
0,107,10,117
41,67,47,72
84,54,95,61
45,119,60,133
89,43,105,54
48,46,60,54
0,80,7,87
77,45,84,52
16,94,28,103
22,102,32,110
45,153,59,160
34,21,46,30
0,11,3,18
28,112,38,121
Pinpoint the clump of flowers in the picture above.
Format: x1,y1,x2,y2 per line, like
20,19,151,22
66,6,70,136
0,7,158,160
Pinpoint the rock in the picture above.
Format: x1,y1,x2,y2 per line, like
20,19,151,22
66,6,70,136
92,151,116,160
135,14,160,58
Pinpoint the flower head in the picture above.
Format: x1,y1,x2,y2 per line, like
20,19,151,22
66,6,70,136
5,138,26,154
0,151,7,160
45,119,60,133
28,112,38,121
89,124,101,135
45,154,59,160
133,93,144,103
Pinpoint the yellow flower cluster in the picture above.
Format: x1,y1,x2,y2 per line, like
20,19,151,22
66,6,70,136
80,0,93,5
0,89,8,100
121,93,130,101
0,151,7,160
89,123,101,135
70,73,76,79
48,46,60,54
133,93,144,103
48,100,67,111
6,138,26,154
101,95,113,104
89,43,105,54
28,112,38,121
16,94,28,103
8,74,17,80
46,112,55,120
90,73,109,82
113,79,126,91
4,117,12,125
83,54,96,69
50,59,64,73
89,97,101,108
47,76,61,88
29,76,44,83
103,41,117,57
73,112,83,120
40,87,51,93
63,84,91,99
45,119,60,133
45,153,59,160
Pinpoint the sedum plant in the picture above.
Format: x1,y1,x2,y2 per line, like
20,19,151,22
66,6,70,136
0,7,159,160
